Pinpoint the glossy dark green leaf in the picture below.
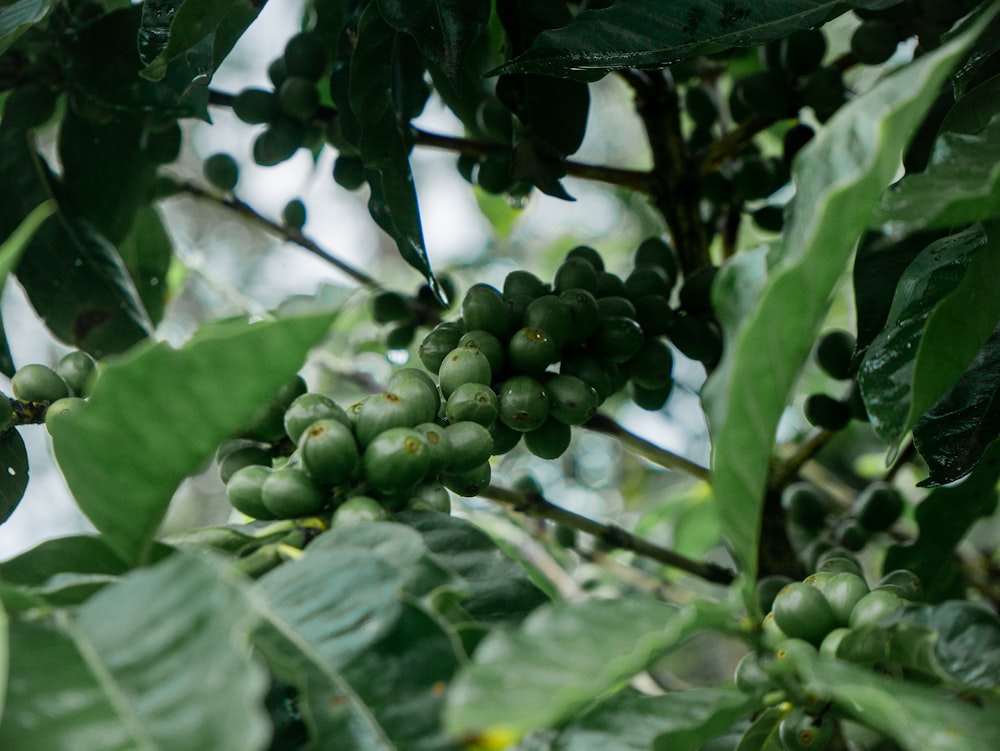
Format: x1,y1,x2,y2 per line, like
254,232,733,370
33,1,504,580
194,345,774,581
0,554,270,751
0,0,56,55
953,14,1000,97
884,440,1000,600
494,0,906,79
913,325,1000,485
941,72,1000,135
349,4,442,298
139,0,263,83
792,650,1000,751
734,706,785,751
252,548,462,750
444,598,736,738
702,22,982,606
49,311,336,564
886,601,1000,688
0,127,153,356
58,110,158,244
116,205,172,325
858,224,1000,450
399,510,550,626
66,6,209,119
377,0,490,85
873,114,1000,230
0,535,129,584
537,686,755,751
0,429,28,525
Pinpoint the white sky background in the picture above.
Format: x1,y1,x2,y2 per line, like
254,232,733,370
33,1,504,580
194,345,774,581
0,1,709,560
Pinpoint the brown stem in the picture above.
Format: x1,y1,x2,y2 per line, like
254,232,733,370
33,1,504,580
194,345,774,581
769,428,836,492
481,484,736,585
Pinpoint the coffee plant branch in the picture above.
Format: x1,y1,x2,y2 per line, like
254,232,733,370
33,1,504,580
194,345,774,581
583,412,710,480
480,483,736,585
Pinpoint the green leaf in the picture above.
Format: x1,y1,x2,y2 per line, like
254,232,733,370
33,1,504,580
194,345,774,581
912,327,1000,485
49,310,336,564
792,650,1000,751
0,199,54,281
494,0,906,79
0,320,14,377
444,598,736,738
252,548,462,750
0,597,6,719
873,114,1000,230
0,127,153,356
377,0,491,85
734,706,785,751
349,4,441,298
116,205,173,326
399,510,550,626
858,224,1000,450
0,429,28,526
884,440,1000,600
701,19,989,602
0,534,129,584
539,686,755,751
0,554,270,751
0,0,56,56
139,0,263,83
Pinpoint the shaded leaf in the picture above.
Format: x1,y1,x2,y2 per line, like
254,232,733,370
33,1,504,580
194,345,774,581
0,127,152,356
792,650,1000,751
0,196,52,372
0,534,129,584
941,72,1000,135
702,20,985,604
539,686,755,751
21,573,119,607
873,114,1000,231
0,554,270,751
49,311,336,564
912,324,1000,484
0,0,56,55
252,548,462,751
495,0,906,80
858,224,1000,450
399,510,550,626
0,321,14,377
444,598,736,738
377,0,491,85
116,205,172,326
884,440,1000,600
0,429,28,526
0,597,6,718
349,4,441,298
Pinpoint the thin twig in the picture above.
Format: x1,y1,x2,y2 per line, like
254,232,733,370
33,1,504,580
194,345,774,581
480,484,736,585
769,427,836,492
171,179,381,289
583,411,710,481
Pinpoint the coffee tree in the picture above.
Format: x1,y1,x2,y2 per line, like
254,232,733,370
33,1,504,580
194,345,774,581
1,0,999,749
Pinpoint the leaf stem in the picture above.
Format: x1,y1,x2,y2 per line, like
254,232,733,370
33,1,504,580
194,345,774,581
480,483,736,585
583,411,710,480
171,179,381,289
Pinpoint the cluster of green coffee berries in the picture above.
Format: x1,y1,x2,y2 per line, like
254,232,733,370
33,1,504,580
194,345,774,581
1,351,98,433
803,328,867,432
734,553,923,749
784,479,905,562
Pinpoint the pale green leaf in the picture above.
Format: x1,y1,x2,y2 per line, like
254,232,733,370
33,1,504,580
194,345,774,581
701,15,992,605
0,0,56,55
50,311,336,564
858,224,1000,448
444,598,736,738
0,554,270,751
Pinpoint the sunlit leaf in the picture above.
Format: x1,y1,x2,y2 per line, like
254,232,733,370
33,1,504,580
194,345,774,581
444,598,736,738
702,19,987,606
50,311,336,564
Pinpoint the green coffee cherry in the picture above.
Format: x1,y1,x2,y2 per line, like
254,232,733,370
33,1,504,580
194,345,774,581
462,284,513,340
853,482,904,532
282,199,307,230
227,465,277,520
553,257,599,296
564,245,605,271
277,77,319,120
333,496,389,526
503,270,549,300
772,582,839,645
300,418,360,484
56,351,97,397
387,369,440,419
370,291,411,324
815,329,856,380
780,29,827,76
546,374,600,425
803,393,850,431
590,316,644,363
783,124,815,166
385,324,414,349
262,466,326,518
779,708,834,751
443,421,493,473
143,123,182,165
819,627,852,658
733,652,774,695
624,266,672,302
445,382,499,427
285,393,350,443
253,121,305,166
630,382,673,411
458,330,505,376
508,327,559,375
684,85,719,128
333,155,366,190
752,205,785,233
476,152,514,194
597,296,637,320
815,549,864,578
499,376,550,432
233,88,278,124
813,572,870,626
849,589,908,628
632,295,673,337
441,461,491,497
851,19,900,65
407,481,452,513
489,419,522,455
875,569,923,601
736,69,798,119
2,84,57,129
44,397,86,433
524,296,573,349
204,153,239,191
559,289,601,342
414,422,453,476
419,322,465,374
595,270,629,298
12,364,70,402
623,339,673,390
782,482,828,530
355,391,432,448
284,31,328,80
219,445,272,484
836,520,870,552
559,348,615,402
761,612,788,649
438,347,492,399
802,67,846,122
634,238,678,284
768,637,817,676
524,417,572,459
756,575,794,613
362,427,431,495
678,266,719,315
